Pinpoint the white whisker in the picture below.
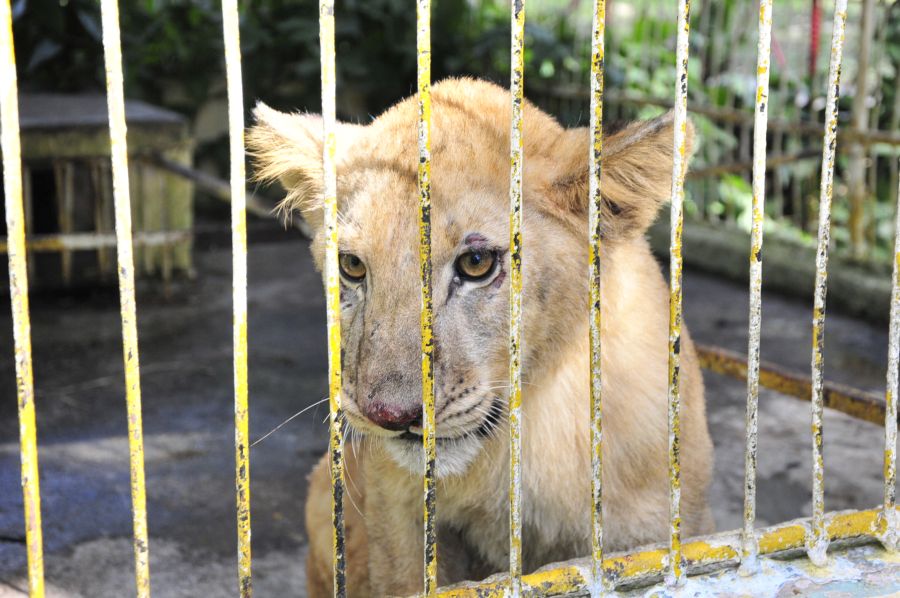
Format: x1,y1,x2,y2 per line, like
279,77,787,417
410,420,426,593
251,396,329,447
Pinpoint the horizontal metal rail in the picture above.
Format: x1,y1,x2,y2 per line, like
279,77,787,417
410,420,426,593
0,230,190,254
436,507,894,596
697,344,887,426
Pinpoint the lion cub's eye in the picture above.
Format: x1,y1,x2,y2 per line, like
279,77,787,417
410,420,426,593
455,250,497,281
339,253,367,282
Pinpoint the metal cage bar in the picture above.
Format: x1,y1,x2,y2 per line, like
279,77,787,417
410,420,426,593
665,0,691,586
416,0,438,594
587,0,606,593
741,0,774,570
221,0,253,595
882,163,900,552
1,1,45,595
808,0,848,567
99,1,151,594
318,1,347,595
507,0,526,595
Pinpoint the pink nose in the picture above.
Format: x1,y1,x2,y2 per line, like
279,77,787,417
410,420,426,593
363,401,422,431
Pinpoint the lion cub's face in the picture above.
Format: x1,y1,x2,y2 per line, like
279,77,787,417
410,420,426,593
328,169,515,477
249,78,689,477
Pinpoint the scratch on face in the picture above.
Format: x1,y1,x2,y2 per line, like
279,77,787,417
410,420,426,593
464,232,489,247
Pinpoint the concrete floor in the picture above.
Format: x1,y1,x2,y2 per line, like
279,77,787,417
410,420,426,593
0,231,895,596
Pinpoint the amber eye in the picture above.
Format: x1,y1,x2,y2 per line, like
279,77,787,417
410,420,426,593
455,250,497,281
339,253,367,282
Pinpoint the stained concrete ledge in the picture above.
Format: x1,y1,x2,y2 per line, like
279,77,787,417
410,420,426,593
648,218,894,323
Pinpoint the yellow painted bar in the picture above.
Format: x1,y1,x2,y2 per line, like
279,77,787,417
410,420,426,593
221,0,252,594
416,0,438,595
882,163,900,552
319,1,346,595
99,0,151,595
807,0,848,567
507,0,526,595
666,0,691,586
587,0,607,592
742,0,773,571
436,507,890,597
0,1,45,594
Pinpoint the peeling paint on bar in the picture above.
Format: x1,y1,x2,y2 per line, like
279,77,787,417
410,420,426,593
416,0,438,594
0,1,45,594
319,1,346,595
881,164,900,553
100,1,151,595
808,0,848,568
508,0,526,595
666,0,691,587
221,0,252,594
434,507,894,596
587,1,607,595
742,0,773,573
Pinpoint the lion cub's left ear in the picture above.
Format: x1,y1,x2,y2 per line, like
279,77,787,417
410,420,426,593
246,102,362,230
542,111,694,240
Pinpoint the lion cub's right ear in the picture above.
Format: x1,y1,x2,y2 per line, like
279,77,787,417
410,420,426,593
247,102,360,229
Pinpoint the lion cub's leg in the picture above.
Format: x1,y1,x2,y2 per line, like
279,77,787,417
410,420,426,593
306,451,369,597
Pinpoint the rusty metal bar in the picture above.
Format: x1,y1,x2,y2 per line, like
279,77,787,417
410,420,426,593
99,0,151,594
696,344,887,427
587,0,607,593
808,0,848,567
507,0,525,595
221,0,252,594
882,164,900,552
666,0,691,586
436,507,893,597
416,0,437,594
741,0,773,571
319,1,346,595
0,1,45,594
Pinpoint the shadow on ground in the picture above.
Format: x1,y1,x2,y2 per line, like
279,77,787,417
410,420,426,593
0,227,895,596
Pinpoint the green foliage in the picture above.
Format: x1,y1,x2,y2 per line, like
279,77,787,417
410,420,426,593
13,0,584,119
11,0,900,265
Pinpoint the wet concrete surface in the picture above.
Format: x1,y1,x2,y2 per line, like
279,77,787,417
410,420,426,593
0,231,895,596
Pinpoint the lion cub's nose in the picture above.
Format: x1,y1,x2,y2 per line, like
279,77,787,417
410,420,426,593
364,401,422,432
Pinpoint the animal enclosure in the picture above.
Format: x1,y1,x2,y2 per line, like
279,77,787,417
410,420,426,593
2,0,900,597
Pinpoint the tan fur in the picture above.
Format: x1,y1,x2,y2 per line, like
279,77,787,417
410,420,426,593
249,78,714,597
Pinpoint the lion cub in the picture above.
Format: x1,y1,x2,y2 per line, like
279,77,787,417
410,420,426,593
249,78,713,597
